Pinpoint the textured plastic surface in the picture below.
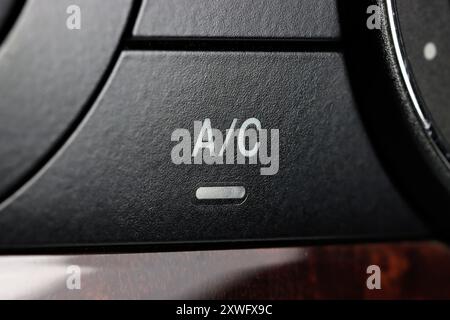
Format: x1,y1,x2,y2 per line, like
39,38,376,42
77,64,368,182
0,0,133,200
0,51,426,248
133,0,340,39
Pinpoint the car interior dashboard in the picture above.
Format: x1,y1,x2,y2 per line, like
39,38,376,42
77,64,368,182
0,0,449,300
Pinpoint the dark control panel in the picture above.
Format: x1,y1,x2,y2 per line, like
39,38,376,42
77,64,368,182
1,0,449,250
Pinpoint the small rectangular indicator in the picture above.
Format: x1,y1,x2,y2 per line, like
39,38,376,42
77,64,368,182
195,186,246,201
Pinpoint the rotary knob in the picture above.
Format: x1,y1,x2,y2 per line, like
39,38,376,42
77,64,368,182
341,0,450,237
391,0,450,157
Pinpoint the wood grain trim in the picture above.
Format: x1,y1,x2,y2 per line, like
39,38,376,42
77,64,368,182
0,241,449,299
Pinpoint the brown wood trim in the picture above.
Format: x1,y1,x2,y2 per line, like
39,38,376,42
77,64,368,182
0,241,449,299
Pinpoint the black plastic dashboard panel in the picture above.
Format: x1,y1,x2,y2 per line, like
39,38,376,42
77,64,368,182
133,0,340,39
0,0,133,201
0,0,437,250
0,51,426,248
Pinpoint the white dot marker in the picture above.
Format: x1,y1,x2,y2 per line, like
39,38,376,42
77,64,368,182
424,42,437,61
